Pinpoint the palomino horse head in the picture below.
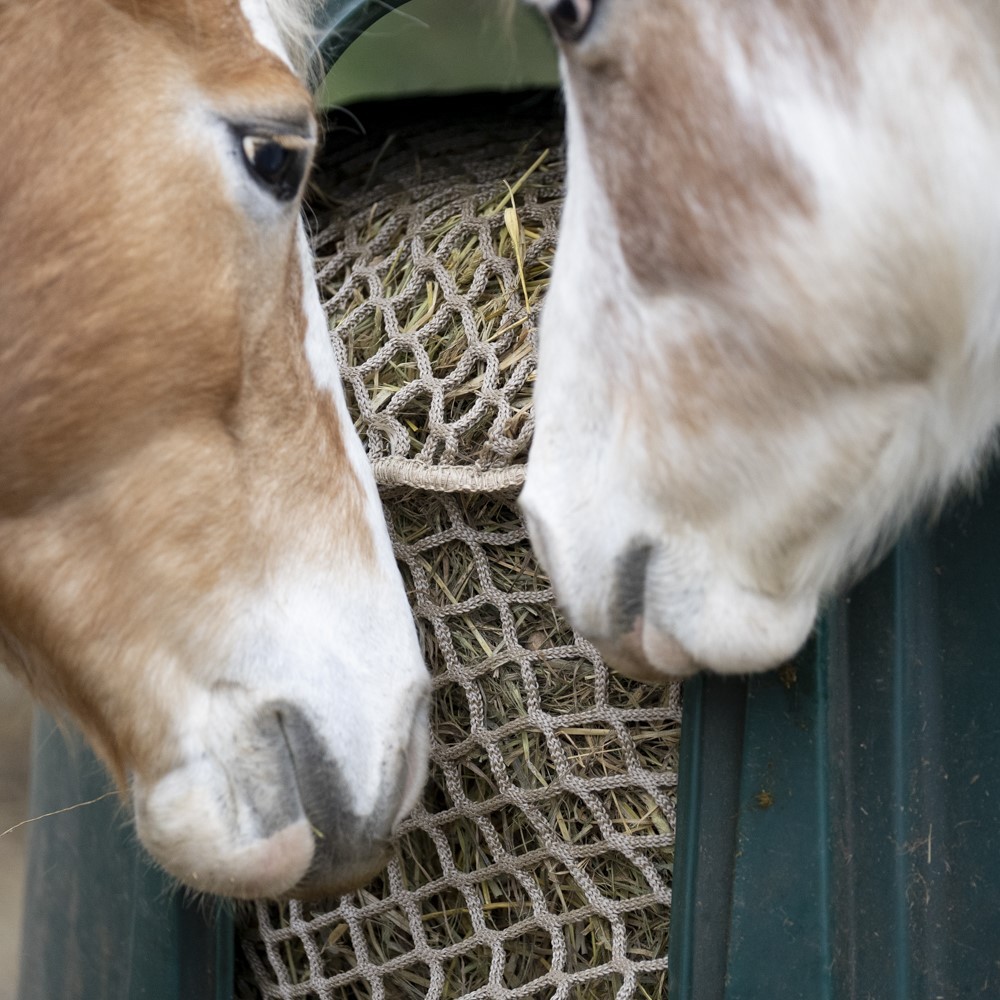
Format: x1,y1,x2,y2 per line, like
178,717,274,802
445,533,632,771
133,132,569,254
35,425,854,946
522,0,1000,678
0,0,429,898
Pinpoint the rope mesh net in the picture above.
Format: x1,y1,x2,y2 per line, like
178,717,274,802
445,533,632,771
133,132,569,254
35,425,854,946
238,96,683,1000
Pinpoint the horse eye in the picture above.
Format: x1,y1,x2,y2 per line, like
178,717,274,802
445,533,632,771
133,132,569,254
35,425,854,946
547,0,595,42
240,135,308,202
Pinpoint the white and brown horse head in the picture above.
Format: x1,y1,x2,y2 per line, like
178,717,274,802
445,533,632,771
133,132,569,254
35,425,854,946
522,0,1000,678
0,0,429,898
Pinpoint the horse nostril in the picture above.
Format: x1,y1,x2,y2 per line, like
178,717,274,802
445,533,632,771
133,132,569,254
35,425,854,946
612,541,654,634
269,698,430,897
272,703,357,837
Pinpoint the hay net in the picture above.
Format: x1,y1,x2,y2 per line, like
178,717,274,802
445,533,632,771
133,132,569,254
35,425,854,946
239,95,683,1000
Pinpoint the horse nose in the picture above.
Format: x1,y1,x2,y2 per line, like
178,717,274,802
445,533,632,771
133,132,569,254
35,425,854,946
134,695,429,899
595,541,699,681
602,539,822,677
523,473,820,676
277,700,429,898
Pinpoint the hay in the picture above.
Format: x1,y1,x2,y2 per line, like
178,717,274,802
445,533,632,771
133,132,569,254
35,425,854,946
309,98,567,481
329,170,545,467
238,94,682,1000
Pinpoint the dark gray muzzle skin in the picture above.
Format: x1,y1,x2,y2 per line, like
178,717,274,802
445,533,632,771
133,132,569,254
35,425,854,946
612,540,655,636
251,702,411,898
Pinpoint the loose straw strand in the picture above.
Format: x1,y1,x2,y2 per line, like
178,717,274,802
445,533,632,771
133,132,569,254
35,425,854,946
0,790,116,839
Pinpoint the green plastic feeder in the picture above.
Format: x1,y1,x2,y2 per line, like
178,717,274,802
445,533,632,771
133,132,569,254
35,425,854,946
669,479,1000,998
18,717,232,1000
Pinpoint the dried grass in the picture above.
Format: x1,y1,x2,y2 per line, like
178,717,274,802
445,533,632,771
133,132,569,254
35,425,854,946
309,101,566,474
239,97,680,1000
331,173,546,457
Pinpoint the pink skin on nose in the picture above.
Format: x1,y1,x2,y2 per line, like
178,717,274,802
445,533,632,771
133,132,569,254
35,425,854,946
595,617,699,681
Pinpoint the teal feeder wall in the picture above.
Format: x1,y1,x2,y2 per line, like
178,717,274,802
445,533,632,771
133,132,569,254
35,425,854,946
669,481,1000,998
18,716,233,1000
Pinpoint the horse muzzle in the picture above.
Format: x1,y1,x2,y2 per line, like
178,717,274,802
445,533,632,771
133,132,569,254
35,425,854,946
520,483,819,679
132,695,429,899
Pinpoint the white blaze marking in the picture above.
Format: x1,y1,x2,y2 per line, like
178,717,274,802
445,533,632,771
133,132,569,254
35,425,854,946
238,0,294,67
298,223,341,396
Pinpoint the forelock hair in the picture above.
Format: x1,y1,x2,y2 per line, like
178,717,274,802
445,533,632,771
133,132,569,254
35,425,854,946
265,0,325,81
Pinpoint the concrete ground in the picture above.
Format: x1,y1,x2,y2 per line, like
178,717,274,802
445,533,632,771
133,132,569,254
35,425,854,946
0,672,32,1000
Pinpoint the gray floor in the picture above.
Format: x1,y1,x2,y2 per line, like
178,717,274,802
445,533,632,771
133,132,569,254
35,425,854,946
0,673,32,1000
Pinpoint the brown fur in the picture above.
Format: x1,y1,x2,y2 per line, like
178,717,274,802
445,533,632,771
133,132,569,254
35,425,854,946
565,0,877,289
0,0,368,783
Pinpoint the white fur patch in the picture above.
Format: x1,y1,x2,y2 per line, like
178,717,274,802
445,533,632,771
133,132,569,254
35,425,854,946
239,0,295,66
240,0,322,76
294,224,406,573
